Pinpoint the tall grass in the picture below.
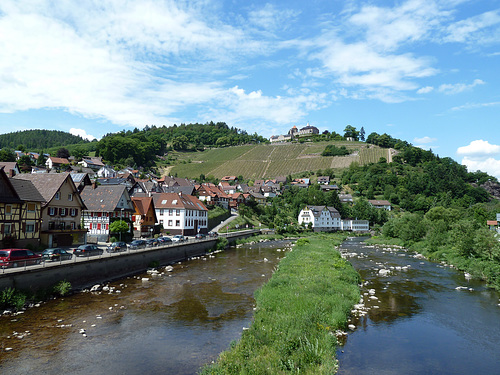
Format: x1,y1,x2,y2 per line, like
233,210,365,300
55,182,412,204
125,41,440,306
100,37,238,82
200,233,360,374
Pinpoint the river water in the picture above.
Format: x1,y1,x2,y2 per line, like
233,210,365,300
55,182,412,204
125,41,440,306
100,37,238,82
336,237,500,375
0,241,291,375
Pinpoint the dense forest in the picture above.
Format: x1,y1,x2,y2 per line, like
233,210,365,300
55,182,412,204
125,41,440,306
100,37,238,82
0,130,89,150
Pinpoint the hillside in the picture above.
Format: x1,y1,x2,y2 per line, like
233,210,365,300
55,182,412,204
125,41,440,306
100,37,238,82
168,141,388,179
0,129,89,150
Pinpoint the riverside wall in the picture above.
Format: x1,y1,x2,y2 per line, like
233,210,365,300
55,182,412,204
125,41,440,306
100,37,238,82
0,230,260,293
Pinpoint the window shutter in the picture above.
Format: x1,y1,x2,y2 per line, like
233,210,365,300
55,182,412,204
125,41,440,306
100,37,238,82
35,222,38,232
74,208,78,216
22,222,26,232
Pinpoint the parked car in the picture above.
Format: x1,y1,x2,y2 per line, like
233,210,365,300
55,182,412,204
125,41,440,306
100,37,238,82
158,237,172,245
42,248,73,262
172,235,185,243
106,241,128,253
128,240,146,250
195,233,206,240
0,248,42,268
208,231,218,237
146,238,159,247
73,244,103,257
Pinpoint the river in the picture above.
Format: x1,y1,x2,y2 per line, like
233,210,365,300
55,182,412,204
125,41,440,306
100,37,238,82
336,237,500,375
0,240,291,375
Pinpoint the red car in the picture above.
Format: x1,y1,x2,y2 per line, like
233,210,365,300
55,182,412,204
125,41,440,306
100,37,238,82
0,248,42,268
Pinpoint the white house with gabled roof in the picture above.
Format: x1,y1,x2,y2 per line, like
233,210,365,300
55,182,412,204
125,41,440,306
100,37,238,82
153,193,208,236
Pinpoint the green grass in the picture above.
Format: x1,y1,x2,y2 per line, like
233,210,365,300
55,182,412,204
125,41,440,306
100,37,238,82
200,233,361,374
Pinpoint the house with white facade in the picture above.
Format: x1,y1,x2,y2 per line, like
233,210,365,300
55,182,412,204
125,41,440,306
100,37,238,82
298,205,342,231
80,184,134,242
298,205,369,232
153,193,208,236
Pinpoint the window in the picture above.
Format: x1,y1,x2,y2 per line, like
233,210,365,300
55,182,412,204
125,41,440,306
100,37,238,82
159,209,164,215
3,223,11,235
27,203,36,212
71,222,76,230
169,209,173,215
60,208,67,216
176,209,180,216
159,220,163,226
49,222,55,230
26,222,35,233
70,208,77,216
55,191,61,200
68,193,73,201
168,220,172,226
49,207,56,216
175,220,180,227
5,205,12,216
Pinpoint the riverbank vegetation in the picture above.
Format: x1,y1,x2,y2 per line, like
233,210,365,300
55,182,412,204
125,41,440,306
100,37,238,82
201,234,360,374
368,203,500,291
0,280,72,312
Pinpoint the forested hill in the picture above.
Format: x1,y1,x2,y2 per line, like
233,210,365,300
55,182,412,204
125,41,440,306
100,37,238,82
0,130,89,150
96,122,268,167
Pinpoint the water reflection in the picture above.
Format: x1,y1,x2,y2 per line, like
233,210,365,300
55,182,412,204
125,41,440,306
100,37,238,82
337,237,500,375
0,241,292,375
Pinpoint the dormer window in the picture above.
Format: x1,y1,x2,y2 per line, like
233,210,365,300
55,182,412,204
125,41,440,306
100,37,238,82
68,193,73,201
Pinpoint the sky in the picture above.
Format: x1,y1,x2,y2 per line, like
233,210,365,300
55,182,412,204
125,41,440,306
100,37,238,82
0,0,499,179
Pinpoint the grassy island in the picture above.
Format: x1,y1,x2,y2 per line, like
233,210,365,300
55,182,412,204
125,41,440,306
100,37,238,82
201,234,360,374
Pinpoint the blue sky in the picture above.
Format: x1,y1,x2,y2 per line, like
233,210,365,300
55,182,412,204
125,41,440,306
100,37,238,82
1,0,499,178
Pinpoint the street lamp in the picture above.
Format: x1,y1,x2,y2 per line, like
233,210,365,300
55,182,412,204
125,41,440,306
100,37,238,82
120,208,124,241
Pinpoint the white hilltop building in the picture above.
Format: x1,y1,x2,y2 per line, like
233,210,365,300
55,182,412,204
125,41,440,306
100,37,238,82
270,123,319,143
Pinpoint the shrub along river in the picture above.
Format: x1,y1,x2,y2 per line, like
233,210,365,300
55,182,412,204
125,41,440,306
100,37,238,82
336,237,500,375
1,237,499,374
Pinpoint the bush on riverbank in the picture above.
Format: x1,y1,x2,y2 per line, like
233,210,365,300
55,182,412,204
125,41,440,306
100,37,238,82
201,233,361,374
369,206,500,291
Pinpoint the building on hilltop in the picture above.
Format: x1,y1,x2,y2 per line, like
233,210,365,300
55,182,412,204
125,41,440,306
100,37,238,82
269,123,319,143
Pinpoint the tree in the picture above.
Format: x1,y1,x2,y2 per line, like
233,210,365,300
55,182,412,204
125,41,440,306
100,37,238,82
343,125,359,141
57,147,70,159
0,148,16,162
109,220,129,241
359,127,365,142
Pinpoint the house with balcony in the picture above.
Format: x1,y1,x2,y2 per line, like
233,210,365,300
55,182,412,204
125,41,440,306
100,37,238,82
368,199,392,211
80,184,134,242
131,196,157,238
13,172,87,247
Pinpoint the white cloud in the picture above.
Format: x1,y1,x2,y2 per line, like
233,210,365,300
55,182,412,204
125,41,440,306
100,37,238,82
438,79,485,94
457,140,500,157
414,136,436,144
417,86,434,94
248,4,299,32
451,101,500,111
461,156,500,180
70,128,97,141
445,10,500,44
0,0,269,128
